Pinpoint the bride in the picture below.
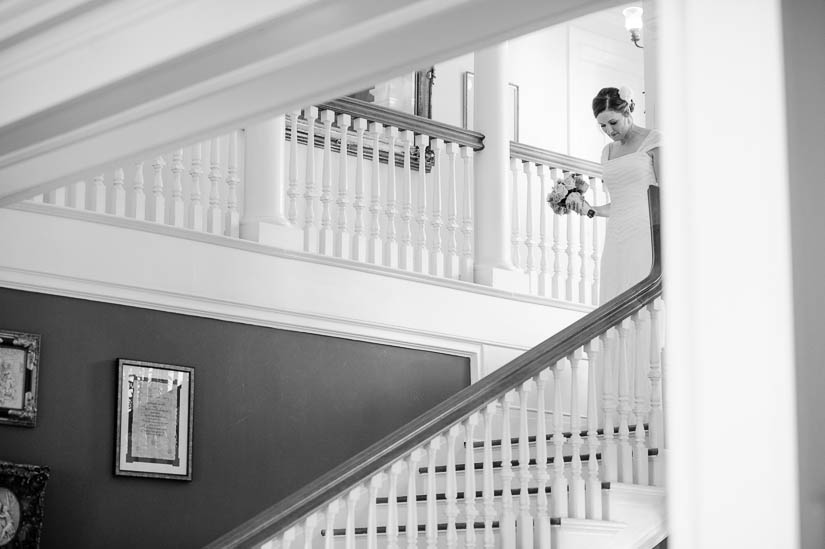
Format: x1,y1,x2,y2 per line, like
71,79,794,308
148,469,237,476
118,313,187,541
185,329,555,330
577,86,662,303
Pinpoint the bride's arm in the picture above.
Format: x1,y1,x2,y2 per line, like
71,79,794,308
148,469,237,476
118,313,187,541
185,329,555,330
590,203,611,217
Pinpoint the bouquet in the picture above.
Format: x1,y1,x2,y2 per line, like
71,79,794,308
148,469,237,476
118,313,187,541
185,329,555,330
546,173,595,217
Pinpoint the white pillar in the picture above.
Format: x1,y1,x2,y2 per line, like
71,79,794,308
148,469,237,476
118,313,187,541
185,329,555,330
473,43,524,291
661,1,798,548
240,116,302,248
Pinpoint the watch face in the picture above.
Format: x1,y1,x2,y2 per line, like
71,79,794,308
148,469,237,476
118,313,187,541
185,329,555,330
0,487,20,545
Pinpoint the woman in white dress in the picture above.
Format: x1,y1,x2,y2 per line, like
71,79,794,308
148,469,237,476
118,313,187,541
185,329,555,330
579,86,662,303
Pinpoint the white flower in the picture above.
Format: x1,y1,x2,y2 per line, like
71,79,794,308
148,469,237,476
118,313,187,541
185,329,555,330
618,86,634,104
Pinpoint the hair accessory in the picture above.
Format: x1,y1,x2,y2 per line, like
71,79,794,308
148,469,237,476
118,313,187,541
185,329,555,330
618,86,634,104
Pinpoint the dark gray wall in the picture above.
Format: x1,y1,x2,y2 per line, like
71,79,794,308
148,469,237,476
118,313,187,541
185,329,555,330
0,287,469,548
782,1,825,548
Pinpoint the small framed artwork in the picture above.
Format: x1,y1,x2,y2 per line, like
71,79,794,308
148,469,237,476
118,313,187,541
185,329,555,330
115,359,194,481
0,329,41,428
462,71,520,142
0,461,50,547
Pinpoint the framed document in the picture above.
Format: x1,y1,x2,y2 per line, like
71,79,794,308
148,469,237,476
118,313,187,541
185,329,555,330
115,359,194,480
0,329,41,428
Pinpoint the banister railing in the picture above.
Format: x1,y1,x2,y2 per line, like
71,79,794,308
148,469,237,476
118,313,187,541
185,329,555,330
204,186,662,548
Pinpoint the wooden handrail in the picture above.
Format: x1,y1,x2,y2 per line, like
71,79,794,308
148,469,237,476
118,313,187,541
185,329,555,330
510,141,603,177
318,97,485,151
204,187,661,549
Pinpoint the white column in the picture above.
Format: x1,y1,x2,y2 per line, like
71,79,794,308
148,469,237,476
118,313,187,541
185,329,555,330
661,1,798,548
642,0,659,129
473,43,524,292
240,116,302,249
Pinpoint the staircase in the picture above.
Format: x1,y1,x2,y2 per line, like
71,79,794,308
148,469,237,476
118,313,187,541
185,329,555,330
205,188,665,549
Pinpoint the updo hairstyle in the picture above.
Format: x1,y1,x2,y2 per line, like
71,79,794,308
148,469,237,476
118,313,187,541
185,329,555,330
592,87,635,118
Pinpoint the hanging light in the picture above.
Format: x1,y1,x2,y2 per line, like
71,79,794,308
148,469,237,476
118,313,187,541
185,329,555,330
623,6,644,48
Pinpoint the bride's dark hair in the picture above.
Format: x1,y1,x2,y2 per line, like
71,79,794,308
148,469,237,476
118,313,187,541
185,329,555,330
592,87,635,118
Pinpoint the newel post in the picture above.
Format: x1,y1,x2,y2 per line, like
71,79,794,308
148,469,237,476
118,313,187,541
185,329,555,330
240,116,302,249
473,43,525,292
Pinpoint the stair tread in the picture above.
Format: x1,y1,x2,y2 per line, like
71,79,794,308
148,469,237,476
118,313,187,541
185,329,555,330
376,486,555,504
418,448,659,474
322,521,501,537
471,423,649,449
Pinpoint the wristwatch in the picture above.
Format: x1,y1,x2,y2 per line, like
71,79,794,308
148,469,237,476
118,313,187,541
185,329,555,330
587,209,596,218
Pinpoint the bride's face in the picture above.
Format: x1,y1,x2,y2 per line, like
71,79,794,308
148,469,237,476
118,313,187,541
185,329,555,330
596,110,632,141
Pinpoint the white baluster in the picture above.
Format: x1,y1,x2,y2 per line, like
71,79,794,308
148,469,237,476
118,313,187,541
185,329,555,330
463,413,480,549
399,130,414,271
67,180,85,209
499,391,517,549
110,169,126,216
517,380,534,549
351,118,368,262
426,436,444,549
617,319,634,483
601,330,618,482
44,185,66,207
368,473,386,549
550,168,563,298
460,147,474,282
319,110,336,255
303,106,319,252
368,122,384,265
524,162,537,293
188,144,204,231
648,300,664,452
584,337,603,520
407,449,425,549
445,142,460,279
207,138,223,234
429,138,445,277
510,158,522,270
287,111,301,225
482,402,497,549
569,349,586,518
304,513,319,549
384,126,400,268
551,363,569,519
446,424,462,549
335,114,352,259
534,371,551,549
633,309,650,485
225,132,240,237
150,156,166,223
324,499,341,549
387,460,405,549
566,172,578,302
346,486,363,549
130,163,146,220
578,183,589,304
537,165,550,296
282,526,298,549
169,149,185,227
414,135,430,274
591,176,603,304
87,173,106,213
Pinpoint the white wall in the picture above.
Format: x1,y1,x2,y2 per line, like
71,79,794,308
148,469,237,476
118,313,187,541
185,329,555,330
430,4,645,162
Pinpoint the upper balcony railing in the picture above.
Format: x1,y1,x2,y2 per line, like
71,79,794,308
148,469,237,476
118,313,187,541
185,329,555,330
19,97,607,306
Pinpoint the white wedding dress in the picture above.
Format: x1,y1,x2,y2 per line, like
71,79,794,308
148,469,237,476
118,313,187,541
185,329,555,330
598,129,662,303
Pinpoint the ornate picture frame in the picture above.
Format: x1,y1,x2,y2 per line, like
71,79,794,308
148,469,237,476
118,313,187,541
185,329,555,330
0,330,41,428
115,359,194,481
0,461,50,547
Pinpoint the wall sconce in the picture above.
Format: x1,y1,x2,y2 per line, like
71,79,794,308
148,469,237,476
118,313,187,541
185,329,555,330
623,6,644,48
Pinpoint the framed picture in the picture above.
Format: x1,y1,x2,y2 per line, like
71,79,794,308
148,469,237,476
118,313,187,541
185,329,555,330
0,461,50,547
115,359,194,481
0,329,41,428
462,71,520,142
